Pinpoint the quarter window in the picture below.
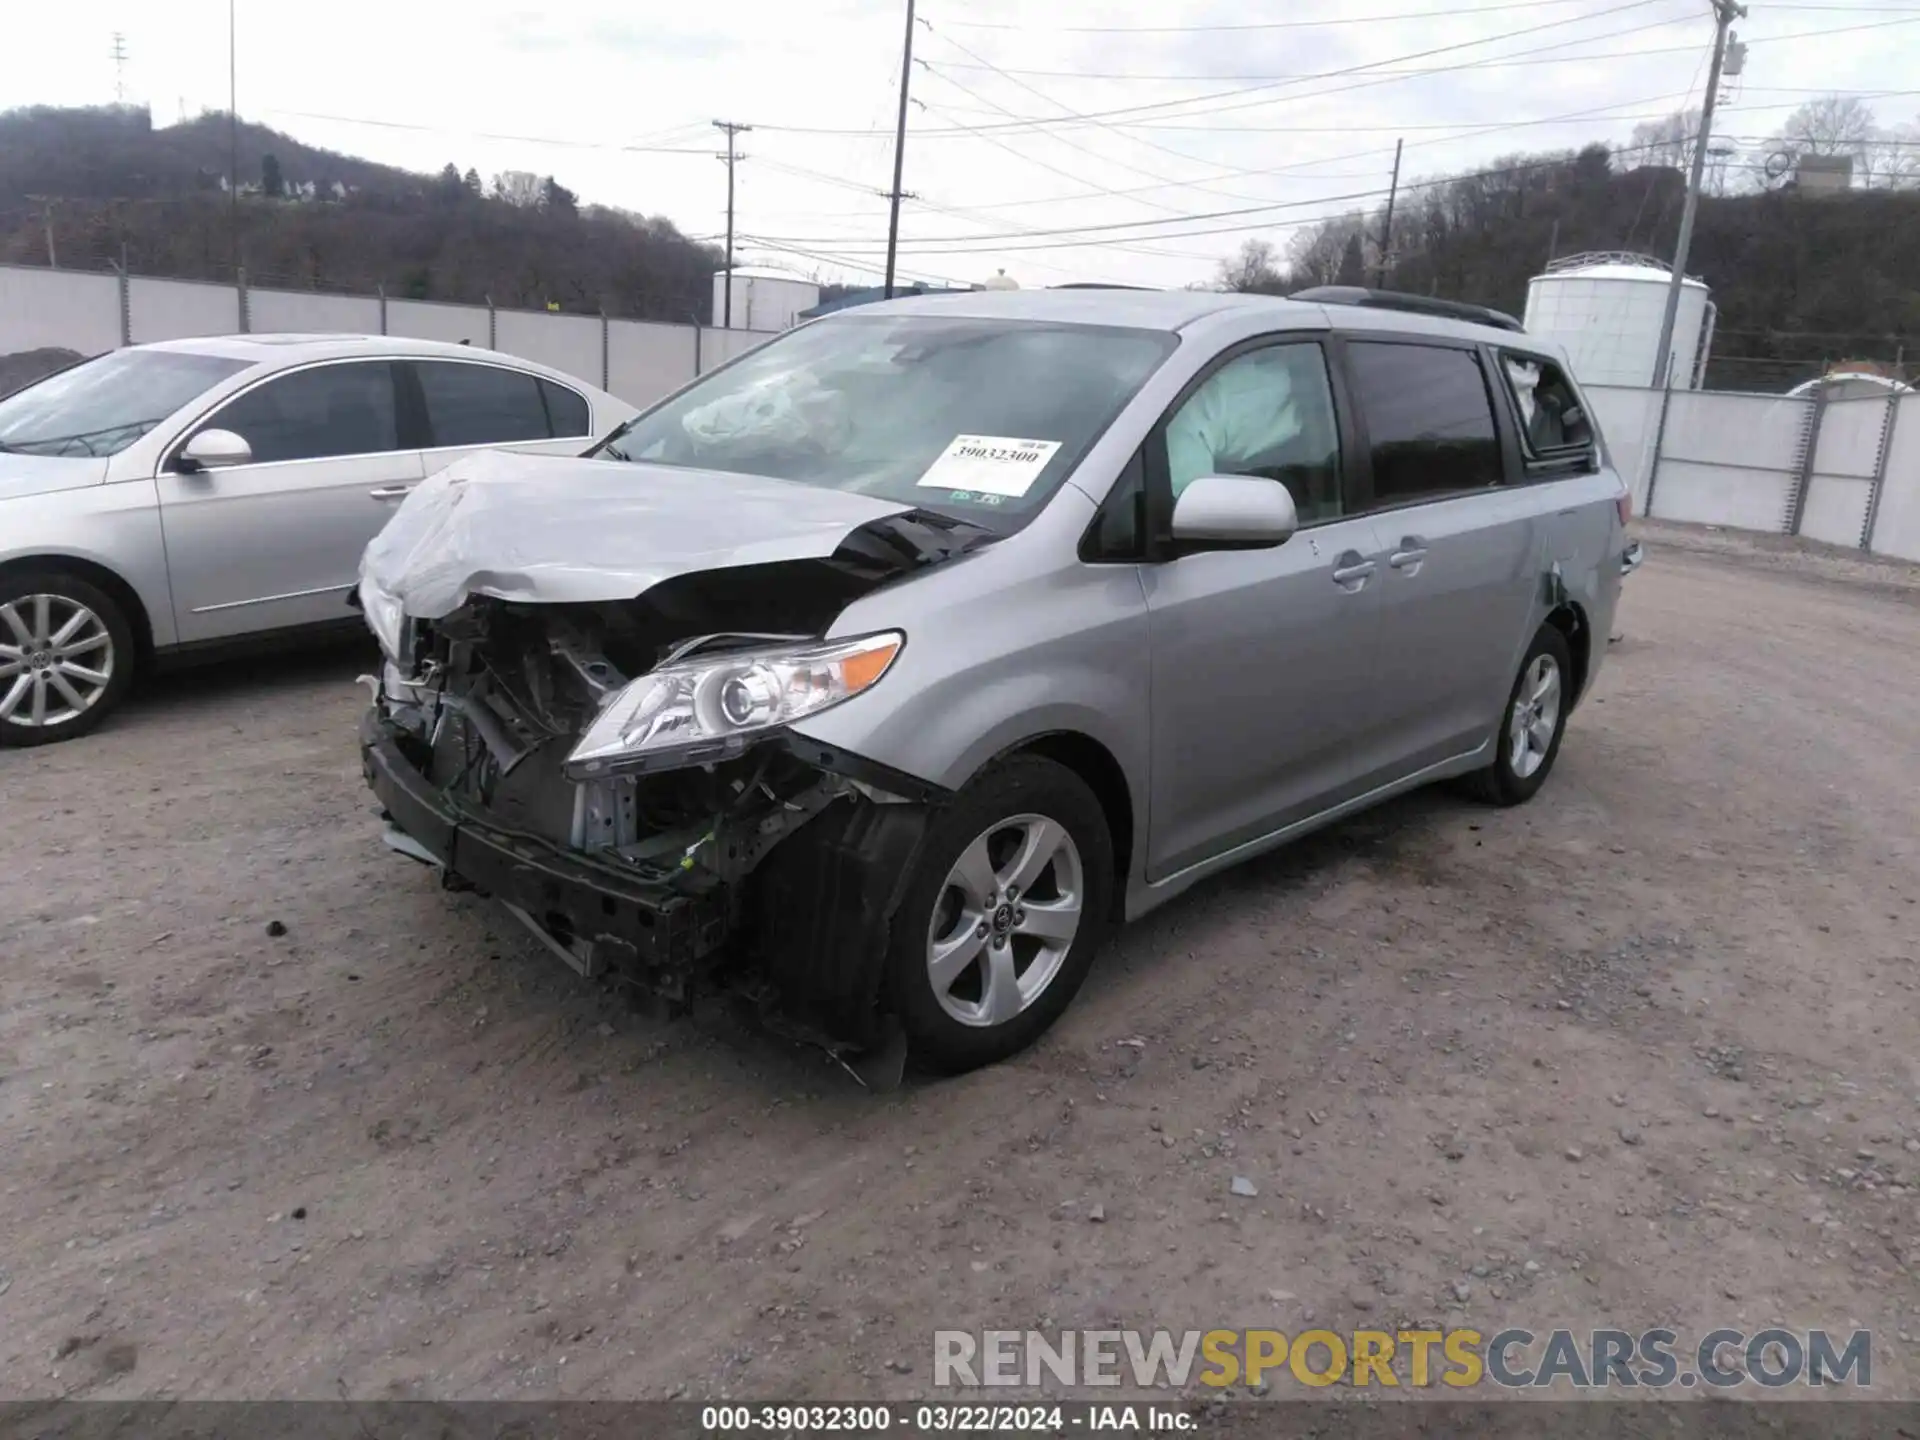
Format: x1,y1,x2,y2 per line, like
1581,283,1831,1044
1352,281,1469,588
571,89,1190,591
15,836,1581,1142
416,361,553,446
201,361,399,464
1346,342,1502,503
540,379,591,437
1161,342,1343,523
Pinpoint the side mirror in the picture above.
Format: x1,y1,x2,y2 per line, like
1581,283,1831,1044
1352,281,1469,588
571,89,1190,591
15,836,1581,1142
1169,474,1298,550
177,428,252,473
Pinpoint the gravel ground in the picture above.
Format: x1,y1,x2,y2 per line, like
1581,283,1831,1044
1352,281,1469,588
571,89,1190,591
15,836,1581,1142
2,524,1918,1401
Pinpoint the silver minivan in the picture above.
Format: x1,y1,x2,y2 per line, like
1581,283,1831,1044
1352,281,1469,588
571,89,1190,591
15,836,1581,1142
0,335,635,745
358,288,1639,1073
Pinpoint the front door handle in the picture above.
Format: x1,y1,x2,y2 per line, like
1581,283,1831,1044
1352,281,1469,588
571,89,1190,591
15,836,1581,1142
369,485,416,501
1331,554,1377,588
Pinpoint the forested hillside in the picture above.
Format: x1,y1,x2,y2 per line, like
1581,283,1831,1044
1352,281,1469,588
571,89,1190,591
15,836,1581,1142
0,105,723,323
1225,139,1920,392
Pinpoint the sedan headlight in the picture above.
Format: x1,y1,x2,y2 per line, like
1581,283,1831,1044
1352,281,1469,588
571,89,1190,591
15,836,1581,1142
565,632,903,778
358,575,406,661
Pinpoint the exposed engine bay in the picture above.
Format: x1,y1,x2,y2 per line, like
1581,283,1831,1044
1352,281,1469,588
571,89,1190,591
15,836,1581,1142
359,507,987,1059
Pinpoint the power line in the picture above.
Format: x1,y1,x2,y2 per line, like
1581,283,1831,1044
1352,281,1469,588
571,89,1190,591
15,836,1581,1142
779,8,1919,140
252,108,718,154
748,138,1792,257
940,0,1646,34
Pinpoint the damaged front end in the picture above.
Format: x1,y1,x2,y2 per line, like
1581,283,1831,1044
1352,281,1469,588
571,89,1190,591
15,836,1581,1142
357,461,985,1051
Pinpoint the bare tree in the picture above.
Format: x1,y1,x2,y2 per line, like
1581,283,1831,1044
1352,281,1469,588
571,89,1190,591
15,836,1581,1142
1624,110,1698,170
490,170,544,207
1285,212,1367,288
1776,95,1877,158
1217,237,1283,293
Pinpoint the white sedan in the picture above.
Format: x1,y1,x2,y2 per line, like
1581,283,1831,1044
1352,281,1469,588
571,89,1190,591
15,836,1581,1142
0,334,637,745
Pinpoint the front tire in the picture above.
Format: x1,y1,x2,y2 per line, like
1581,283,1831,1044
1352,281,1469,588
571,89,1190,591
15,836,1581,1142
0,572,135,748
1464,623,1573,806
887,755,1114,1073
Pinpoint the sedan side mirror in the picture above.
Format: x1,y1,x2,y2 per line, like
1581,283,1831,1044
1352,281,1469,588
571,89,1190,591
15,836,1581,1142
177,428,252,473
1169,474,1298,550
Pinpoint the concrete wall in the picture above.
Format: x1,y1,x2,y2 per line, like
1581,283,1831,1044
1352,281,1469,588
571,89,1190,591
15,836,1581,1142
610,320,698,408
128,276,241,341
384,297,490,347
249,288,382,335
0,264,797,408
0,267,121,354
494,310,604,390
1864,396,1920,561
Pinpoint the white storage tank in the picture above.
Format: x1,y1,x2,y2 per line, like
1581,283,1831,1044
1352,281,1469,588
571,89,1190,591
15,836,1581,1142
1523,252,1714,389
711,266,822,332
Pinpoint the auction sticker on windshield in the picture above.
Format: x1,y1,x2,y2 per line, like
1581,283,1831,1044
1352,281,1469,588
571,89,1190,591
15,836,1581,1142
917,435,1062,498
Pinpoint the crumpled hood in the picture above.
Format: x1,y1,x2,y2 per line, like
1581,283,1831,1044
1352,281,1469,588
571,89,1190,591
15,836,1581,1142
0,454,109,500
360,449,915,619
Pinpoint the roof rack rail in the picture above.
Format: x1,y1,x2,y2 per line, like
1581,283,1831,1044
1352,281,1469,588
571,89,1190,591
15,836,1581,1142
1288,285,1524,334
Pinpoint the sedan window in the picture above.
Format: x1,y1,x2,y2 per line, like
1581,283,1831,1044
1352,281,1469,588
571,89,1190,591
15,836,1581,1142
0,349,248,458
416,361,553,446
200,361,400,464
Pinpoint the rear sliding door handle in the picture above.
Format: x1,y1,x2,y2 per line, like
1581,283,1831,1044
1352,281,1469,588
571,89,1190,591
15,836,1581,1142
369,485,416,500
1389,545,1430,569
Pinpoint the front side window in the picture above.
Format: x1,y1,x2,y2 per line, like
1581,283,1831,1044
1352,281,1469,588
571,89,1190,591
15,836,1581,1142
599,315,1175,533
0,349,249,458
1161,342,1343,523
200,361,399,464
1346,341,1502,504
416,361,552,446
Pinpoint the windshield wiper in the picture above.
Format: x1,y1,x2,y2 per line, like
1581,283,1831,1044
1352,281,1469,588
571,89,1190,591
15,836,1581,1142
0,417,168,458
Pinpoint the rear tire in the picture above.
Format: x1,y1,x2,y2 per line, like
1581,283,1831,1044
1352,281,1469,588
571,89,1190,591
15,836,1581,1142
1462,623,1573,807
886,755,1114,1073
0,571,135,748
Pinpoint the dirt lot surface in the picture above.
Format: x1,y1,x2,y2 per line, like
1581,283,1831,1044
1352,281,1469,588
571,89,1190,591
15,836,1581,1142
3,522,1919,1402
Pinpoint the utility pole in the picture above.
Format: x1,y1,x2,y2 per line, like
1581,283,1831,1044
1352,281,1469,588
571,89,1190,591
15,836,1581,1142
713,120,751,329
882,0,918,299
1374,137,1403,289
228,0,240,273
110,33,129,105
1651,0,1745,389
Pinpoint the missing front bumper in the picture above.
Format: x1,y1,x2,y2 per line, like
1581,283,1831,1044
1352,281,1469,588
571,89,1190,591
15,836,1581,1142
360,708,731,991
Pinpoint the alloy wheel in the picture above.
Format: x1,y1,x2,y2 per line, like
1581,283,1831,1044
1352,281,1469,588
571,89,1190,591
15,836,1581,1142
0,593,116,730
1507,652,1562,779
926,813,1085,1029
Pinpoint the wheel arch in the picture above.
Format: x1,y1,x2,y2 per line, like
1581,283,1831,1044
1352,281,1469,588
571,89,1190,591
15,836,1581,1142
0,554,156,670
989,729,1135,913
1543,600,1591,708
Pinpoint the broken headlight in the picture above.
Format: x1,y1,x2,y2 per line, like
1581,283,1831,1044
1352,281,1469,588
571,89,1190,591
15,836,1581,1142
564,631,903,778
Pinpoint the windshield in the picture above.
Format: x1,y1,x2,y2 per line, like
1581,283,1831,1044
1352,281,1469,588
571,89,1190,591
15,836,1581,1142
600,314,1175,528
0,349,251,458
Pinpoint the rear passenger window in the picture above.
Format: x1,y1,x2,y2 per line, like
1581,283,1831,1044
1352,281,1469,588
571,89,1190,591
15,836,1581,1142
540,380,591,438
1161,342,1343,523
1346,342,1502,503
416,362,552,446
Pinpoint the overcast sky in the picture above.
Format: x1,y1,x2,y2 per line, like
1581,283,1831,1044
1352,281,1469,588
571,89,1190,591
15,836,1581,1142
6,0,1917,290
